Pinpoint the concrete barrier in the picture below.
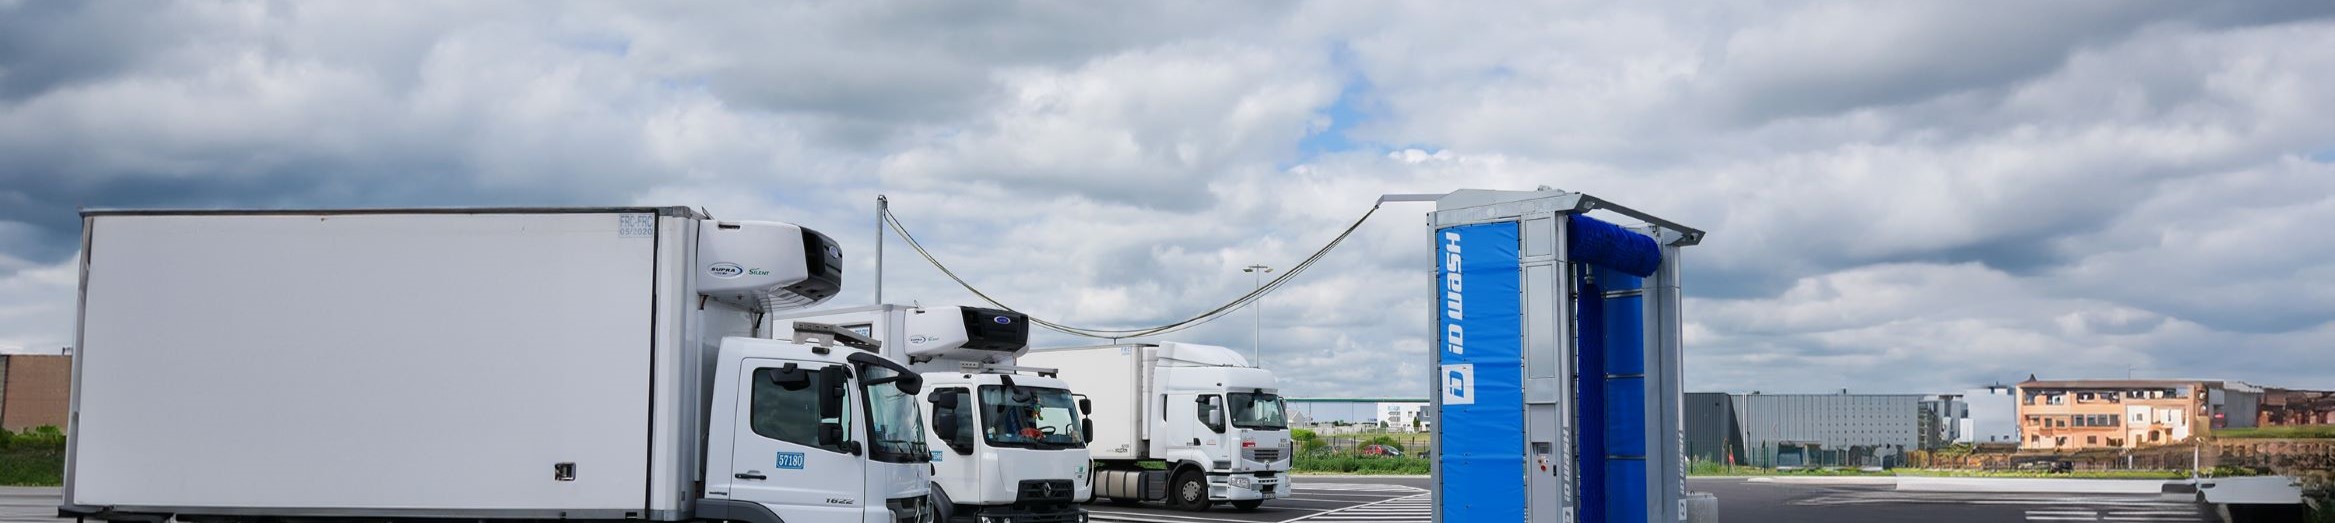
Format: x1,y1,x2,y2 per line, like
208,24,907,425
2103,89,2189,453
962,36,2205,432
1894,477,2175,494
1684,492,1718,523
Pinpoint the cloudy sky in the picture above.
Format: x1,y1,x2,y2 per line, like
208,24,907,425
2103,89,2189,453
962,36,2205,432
5,1,2334,398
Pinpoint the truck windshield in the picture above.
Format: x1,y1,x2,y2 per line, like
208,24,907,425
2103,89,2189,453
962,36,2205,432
861,365,929,463
979,385,1084,449
1227,392,1287,430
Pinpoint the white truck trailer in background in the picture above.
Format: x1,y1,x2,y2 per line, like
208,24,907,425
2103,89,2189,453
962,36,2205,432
61,208,937,523
771,305,1090,523
1020,343,1290,512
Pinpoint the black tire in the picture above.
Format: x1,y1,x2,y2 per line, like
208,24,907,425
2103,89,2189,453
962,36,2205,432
1230,500,1264,511
1169,470,1212,512
930,485,959,523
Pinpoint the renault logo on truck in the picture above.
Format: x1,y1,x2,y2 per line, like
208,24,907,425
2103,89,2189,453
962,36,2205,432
707,263,744,278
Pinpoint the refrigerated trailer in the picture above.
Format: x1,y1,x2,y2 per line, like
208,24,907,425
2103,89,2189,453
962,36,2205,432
60,208,936,523
1020,343,1290,512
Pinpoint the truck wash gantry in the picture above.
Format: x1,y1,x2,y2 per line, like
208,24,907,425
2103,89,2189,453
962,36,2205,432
1423,189,1699,523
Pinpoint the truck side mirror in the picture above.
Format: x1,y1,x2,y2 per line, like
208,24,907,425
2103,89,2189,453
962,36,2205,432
1078,397,1092,414
928,391,960,409
933,411,960,443
1082,419,1094,444
818,421,845,447
1206,409,1225,433
817,366,849,419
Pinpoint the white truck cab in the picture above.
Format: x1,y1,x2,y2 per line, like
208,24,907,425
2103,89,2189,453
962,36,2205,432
1021,343,1292,512
705,327,935,523
774,305,1091,523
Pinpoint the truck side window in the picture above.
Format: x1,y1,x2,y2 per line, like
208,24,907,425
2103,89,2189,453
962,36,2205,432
931,388,975,454
1197,394,1225,433
752,366,853,454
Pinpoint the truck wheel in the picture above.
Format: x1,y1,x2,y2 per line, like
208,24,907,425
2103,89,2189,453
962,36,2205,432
1170,471,1211,512
1230,500,1264,510
930,486,958,523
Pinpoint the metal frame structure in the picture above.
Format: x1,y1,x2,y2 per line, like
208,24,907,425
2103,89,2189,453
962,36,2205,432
1424,189,1700,523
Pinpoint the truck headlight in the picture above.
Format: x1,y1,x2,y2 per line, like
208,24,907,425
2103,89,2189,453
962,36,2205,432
1230,475,1255,489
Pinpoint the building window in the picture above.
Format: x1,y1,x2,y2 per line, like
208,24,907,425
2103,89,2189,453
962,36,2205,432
2078,392,2095,402
2087,436,2098,445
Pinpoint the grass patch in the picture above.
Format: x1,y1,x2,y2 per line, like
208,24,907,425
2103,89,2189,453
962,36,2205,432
1293,455,1430,475
1685,463,1890,477
0,426,66,486
1895,469,2195,480
2217,425,2335,439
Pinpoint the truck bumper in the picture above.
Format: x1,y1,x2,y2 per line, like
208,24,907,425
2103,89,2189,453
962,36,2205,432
1207,471,1289,501
961,504,1087,523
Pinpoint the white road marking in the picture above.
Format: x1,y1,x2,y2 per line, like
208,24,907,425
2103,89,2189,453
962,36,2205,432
1286,494,1430,522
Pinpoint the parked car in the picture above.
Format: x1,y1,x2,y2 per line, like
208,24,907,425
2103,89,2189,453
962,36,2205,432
1360,444,1405,457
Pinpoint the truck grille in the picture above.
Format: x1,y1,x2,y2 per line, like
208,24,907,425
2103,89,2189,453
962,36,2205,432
1016,479,1076,503
1246,448,1283,462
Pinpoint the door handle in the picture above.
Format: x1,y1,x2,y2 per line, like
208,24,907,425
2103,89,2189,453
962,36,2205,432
734,473,767,481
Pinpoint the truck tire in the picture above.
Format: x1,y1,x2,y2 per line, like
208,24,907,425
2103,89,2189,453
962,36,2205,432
1231,500,1264,510
931,485,960,523
1170,470,1212,512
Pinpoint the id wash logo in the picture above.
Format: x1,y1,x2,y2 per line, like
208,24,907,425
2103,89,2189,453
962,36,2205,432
1442,231,1464,355
1439,230,1475,405
774,452,805,470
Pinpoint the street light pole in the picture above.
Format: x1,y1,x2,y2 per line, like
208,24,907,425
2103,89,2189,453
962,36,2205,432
1243,264,1272,367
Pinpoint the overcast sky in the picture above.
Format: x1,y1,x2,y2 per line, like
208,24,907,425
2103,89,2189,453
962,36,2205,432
5,1,2334,397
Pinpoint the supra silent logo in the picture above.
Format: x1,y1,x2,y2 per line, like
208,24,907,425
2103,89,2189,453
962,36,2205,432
708,263,744,278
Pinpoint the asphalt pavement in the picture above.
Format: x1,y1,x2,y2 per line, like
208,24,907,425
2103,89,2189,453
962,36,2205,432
0,488,65,523
1086,476,1429,523
4,477,2220,523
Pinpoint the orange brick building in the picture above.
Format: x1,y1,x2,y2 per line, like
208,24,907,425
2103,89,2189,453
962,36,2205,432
1,354,73,431
2016,379,2212,450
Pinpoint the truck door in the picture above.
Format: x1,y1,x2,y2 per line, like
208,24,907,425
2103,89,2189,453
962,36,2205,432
726,359,868,523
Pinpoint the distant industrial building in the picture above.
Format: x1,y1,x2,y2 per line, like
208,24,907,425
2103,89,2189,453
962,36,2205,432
1,354,73,431
1286,398,1426,430
1683,393,1744,465
1958,385,2020,444
1687,392,1927,468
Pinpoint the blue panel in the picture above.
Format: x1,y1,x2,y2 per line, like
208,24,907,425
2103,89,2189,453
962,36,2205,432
1575,280,1607,523
1568,215,1662,277
1606,459,1647,521
1605,378,1646,456
1593,266,1648,523
1434,222,1523,522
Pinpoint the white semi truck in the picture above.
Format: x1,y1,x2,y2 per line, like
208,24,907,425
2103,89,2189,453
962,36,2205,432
60,208,936,523
1019,343,1290,512
772,306,1090,523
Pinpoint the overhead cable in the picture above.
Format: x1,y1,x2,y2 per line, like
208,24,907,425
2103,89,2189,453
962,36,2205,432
881,201,1383,339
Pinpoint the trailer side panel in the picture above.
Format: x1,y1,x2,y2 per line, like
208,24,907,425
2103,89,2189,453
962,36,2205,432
73,212,662,514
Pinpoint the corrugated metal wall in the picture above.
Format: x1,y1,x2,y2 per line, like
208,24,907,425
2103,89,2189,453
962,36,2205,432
1730,394,1923,467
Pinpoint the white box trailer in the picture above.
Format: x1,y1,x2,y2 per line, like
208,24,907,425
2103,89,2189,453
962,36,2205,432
1021,343,1289,511
59,208,934,523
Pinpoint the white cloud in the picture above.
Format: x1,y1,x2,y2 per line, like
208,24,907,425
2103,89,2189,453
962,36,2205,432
3,1,2334,397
